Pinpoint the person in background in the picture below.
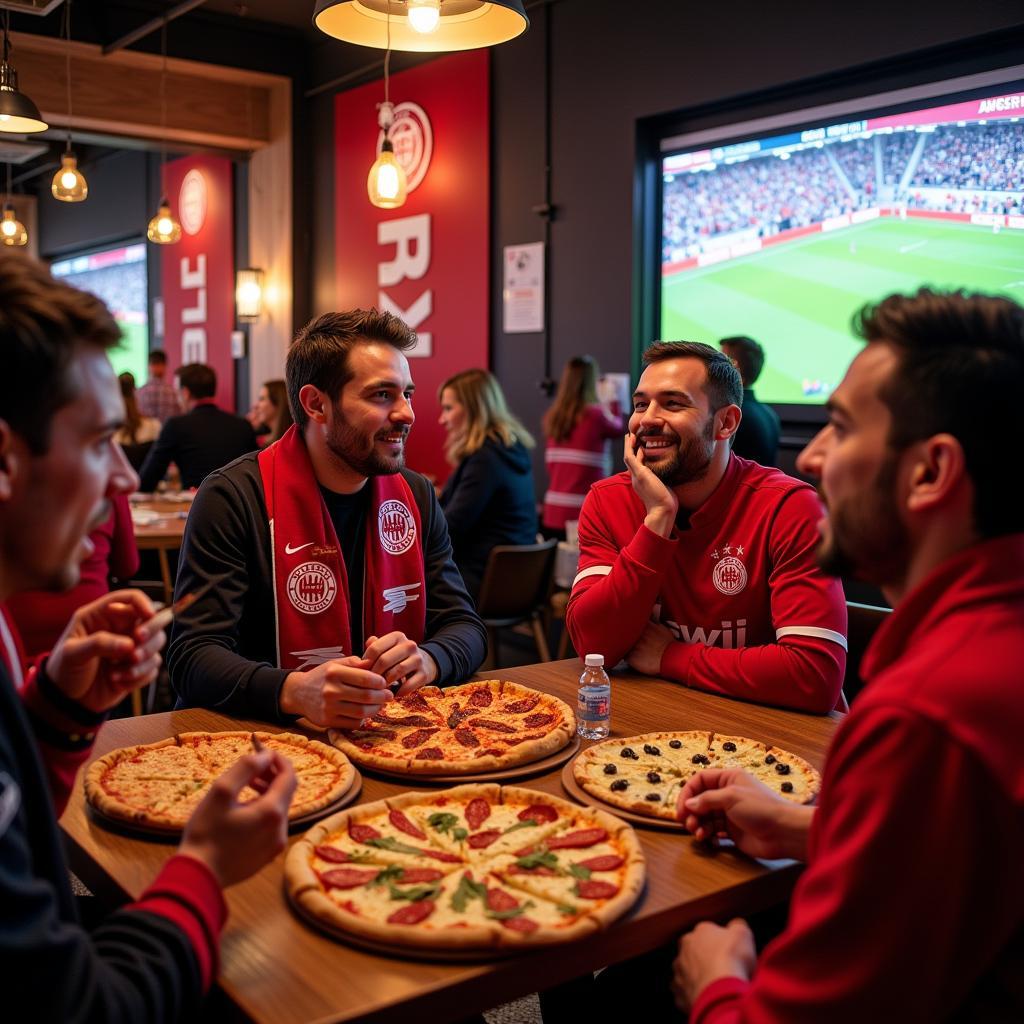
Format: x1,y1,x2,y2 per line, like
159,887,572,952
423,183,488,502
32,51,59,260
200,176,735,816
253,378,294,446
115,371,161,471
135,348,182,424
674,289,1024,1023
0,250,295,1019
541,356,623,541
567,342,846,715
719,335,781,466
438,369,538,600
5,493,139,658
138,363,258,492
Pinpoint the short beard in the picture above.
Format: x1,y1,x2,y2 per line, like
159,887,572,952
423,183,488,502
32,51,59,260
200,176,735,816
327,421,406,477
645,415,716,487
816,452,908,584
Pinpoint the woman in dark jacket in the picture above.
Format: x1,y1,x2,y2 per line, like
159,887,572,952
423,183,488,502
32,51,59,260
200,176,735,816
438,369,537,601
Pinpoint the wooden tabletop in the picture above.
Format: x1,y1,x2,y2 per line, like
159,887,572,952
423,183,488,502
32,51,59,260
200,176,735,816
131,498,192,546
60,660,841,1024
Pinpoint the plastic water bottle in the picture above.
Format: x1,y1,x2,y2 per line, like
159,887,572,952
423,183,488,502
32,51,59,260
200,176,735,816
577,654,611,739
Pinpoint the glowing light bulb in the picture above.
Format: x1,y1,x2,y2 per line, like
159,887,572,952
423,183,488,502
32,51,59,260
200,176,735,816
367,139,408,209
147,198,181,244
51,152,88,202
1,218,14,237
61,170,77,188
407,0,441,34
1,204,28,246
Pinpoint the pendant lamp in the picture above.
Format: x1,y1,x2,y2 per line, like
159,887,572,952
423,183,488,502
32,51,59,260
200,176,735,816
0,10,47,134
146,21,181,245
51,1,87,202
367,13,407,209
2,163,27,246
314,0,528,53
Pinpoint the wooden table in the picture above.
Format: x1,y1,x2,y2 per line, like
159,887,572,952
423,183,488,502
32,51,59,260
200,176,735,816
60,660,841,1024
131,498,192,606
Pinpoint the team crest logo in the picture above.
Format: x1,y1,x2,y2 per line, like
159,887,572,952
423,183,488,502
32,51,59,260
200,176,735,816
178,169,207,236
711,544,747,596
377,102,433,192
378,500,416,555
286,562,337,614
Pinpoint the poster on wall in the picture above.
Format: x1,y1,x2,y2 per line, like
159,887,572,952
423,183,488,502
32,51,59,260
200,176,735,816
159,154,235,410
502,242,544,333
334,50,490,484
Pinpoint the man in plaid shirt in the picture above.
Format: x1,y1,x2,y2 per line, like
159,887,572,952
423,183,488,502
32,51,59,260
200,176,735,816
137,350,182,423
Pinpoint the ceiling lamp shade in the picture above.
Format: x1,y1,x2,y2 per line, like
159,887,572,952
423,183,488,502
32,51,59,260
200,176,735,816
1,202,27,246
313,0,528,52
147,197,181,245
51,151,88,202
0,30,47,135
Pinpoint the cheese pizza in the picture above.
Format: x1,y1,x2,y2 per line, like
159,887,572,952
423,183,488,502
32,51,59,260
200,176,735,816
285,783,644,951
85,731,355,831
330,680,575,775
574,730,821,821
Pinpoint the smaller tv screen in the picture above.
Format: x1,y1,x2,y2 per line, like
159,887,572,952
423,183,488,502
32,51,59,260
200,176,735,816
660,82,1024,406
50,242,149,382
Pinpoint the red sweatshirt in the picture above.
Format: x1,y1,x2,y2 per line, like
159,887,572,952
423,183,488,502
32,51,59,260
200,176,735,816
567,455,847,713
692,533,1024,1023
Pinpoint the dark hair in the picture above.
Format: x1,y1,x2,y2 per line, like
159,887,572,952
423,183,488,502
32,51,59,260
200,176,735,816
286,309,417,430
543,356,599,443
719,335,765,386
262,378,294,443
0,251,121,454
176,362,216,399
854,288,1024,539
642,341,742,412
148,349,168,366
119,371,143,444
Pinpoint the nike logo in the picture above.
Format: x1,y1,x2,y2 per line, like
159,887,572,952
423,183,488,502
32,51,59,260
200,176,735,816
285,541,315,555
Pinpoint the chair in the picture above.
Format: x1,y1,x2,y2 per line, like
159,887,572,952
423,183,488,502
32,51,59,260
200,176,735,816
843,600,891,706
475,539,558,668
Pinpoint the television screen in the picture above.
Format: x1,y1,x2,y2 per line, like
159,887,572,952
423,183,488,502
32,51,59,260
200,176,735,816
659,81,1024,405
50,242,149,382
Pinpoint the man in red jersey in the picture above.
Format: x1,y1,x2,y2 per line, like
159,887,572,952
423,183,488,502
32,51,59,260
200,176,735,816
0,251,296,1020
566,342,847,713
673,289,1024,1022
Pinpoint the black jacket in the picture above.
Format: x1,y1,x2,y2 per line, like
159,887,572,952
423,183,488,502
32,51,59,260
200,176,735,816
139,403,258,492
733,388,781,467
0,662,204,1022
167,454,486,721
439,438,538,599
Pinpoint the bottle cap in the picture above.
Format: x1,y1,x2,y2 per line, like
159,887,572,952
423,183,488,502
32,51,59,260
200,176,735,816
584,653,604,667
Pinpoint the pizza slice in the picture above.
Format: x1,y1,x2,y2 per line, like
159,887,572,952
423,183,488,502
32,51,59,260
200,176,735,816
708,733,771,772
745,746,820,803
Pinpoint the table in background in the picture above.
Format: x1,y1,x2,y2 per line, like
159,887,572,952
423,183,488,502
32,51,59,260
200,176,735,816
60,660,841,1024
131,497,192,606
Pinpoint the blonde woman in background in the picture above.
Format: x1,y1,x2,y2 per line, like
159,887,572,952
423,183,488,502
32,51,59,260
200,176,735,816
253,379,294,445
438,369,537,600
541,356,623,540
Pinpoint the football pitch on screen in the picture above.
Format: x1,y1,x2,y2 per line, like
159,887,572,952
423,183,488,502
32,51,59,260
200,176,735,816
660,218,1024,405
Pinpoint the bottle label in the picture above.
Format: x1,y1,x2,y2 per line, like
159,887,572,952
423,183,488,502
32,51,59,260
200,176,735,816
578,691,610,721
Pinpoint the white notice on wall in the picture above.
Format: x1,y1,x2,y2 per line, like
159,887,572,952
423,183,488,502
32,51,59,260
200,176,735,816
503,242,544,333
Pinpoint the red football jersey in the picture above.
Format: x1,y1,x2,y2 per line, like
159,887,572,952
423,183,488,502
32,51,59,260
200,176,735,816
566,455,848,713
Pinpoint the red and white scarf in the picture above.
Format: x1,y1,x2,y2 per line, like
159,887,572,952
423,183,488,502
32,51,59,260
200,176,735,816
258,426,425,671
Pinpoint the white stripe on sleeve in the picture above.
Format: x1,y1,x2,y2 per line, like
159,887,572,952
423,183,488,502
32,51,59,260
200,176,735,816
572,565,613,589
775,625,848,651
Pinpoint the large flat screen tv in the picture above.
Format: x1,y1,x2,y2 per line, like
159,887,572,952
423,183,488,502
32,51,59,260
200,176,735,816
658,69,1024,408
50,242,149,382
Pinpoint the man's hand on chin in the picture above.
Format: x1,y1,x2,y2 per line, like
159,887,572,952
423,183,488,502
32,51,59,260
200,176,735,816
625,619,674,675
672,919,756,1013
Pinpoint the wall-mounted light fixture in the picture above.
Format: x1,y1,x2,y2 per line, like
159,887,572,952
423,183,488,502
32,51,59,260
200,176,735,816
314,0,528,53
235,267,264,321
0,11,47,134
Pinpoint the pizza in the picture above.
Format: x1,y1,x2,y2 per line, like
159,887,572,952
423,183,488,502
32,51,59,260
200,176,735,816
329,680,575,775
285,783,644,951
85,731,355,831
573,730,821,821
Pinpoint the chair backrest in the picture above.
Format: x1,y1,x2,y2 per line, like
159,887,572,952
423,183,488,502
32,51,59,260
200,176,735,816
475,539,558,624
844,600,892,705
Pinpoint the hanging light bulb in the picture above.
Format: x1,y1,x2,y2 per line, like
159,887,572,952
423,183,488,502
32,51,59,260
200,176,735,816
147,197,181,244
1,203,27,246
368,101,407,209
407,0,440,34
0,12,47,134
51,150,88,202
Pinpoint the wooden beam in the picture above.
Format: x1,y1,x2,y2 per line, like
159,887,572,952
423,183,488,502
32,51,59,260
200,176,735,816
10,32,275,152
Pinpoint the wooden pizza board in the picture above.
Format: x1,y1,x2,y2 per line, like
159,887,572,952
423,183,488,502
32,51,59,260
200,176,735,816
358,734,581,785
86,769,364,843
559,761,688,833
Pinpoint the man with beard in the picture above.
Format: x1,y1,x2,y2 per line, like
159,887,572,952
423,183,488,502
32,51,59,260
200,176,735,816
672,289,1024,1022
566,342,847,713
167,310,486,726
